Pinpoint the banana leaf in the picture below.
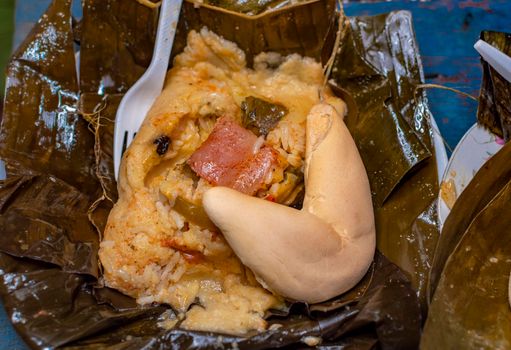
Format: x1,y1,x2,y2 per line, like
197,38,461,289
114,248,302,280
421,142,511,349
80,0,157,94
477,31,511,142
0,0,441,348
0,0,99,278
330,11,440,310
428,140,511,299
202,0,303,15
171,0,336,66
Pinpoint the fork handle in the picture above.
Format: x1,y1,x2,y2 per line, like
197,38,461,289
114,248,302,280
147,0,184,94
474,39,511,84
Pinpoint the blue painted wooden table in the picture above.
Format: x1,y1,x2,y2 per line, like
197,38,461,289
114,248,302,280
2,0,510,348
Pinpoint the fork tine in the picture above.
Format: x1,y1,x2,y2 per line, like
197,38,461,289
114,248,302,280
114,130,132,180
119,131,137,159
113,0,183,181
120,131,127,156
114,128,125,180
126,131,134,151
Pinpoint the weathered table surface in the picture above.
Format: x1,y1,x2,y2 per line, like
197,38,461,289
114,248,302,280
2,0,510,348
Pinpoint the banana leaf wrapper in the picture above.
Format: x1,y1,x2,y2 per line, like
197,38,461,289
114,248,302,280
201,0,305,15
329,11,440,310
477,31,511,142
422,141,511,349
172,0,336,67
0,0,440,348
428,139,511,299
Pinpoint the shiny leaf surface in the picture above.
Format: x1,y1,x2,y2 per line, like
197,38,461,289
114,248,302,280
428,141,511,299
330,11,439,309
422,146,511,348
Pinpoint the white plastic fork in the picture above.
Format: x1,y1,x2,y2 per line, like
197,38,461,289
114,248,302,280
474,39,511,84
113,0,183,180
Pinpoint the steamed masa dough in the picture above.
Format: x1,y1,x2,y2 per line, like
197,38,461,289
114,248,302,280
99,28,346,334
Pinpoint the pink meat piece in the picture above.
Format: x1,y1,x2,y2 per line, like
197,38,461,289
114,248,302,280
188,117,257,184
188,117,280,195
230,146,279,195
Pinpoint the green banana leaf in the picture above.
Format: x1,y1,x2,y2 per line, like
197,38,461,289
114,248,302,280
0,0,441,348
428,139,511,299
0,0,99,278
330,11,440,310
422,142,511,349
202,0,301,15
170,0,336,66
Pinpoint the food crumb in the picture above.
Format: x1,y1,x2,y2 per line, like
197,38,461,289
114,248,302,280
301,336,322,347
440,179,457,209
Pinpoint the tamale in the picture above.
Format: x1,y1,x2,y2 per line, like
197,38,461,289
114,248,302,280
422,143,511,349
0,0,442,347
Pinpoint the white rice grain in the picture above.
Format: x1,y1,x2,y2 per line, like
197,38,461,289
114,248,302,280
169,210,185,230
252,136,265,154
160,252,182,283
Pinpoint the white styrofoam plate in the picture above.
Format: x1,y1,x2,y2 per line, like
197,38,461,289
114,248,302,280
438,123,505,229
431,115,449,192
